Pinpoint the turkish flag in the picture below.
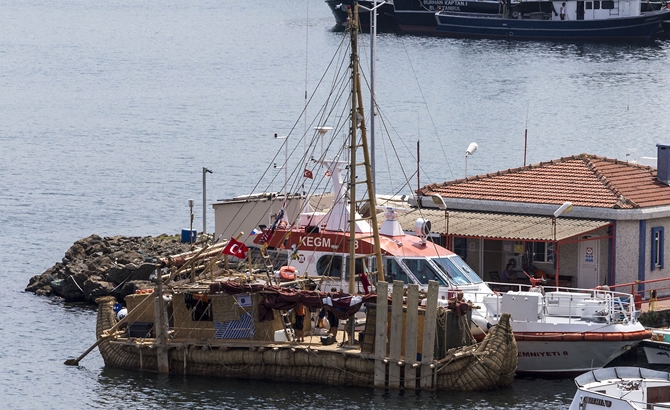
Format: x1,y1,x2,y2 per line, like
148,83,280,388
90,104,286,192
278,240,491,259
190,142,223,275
222,237,248,259
360,271,371,294
304,168,313,179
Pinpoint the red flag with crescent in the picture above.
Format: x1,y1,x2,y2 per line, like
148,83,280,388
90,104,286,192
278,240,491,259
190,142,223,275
303,168,313,179
222,237,249,259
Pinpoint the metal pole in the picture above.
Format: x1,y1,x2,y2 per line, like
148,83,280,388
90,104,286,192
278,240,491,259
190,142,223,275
189,199,194,247
357,1,385,191
274,134,289,199
465,154,468,180
553,216,558,289
202,167,212,235
370,0,377,191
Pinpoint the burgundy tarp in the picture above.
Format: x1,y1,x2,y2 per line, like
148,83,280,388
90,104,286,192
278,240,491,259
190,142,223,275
208,281,377,322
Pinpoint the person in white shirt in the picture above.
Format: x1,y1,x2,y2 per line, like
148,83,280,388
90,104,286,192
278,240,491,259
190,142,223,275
560,2,566,20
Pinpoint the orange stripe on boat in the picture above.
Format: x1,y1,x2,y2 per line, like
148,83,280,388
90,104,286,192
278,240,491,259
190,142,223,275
513,330,650,342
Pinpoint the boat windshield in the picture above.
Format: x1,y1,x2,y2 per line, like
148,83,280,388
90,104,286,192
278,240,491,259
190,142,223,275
431,255,483,285
399,258,449,286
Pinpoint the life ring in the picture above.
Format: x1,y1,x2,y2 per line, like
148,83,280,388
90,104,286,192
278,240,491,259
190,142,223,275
280,265,297,281
512,10,520,18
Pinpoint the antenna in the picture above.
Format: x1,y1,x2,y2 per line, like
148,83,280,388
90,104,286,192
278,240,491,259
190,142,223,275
524,104,529,167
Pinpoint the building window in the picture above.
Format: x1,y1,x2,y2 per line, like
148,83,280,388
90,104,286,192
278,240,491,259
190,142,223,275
652,227,664,270
453,237,467,260
530,242,553,263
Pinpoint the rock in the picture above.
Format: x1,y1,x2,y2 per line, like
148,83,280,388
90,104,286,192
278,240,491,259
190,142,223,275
35,286,52,297
64,243,85,261
26,233,199,304
106,265,128,284
87,255,113,274
83,277,115,299
55,272,89,302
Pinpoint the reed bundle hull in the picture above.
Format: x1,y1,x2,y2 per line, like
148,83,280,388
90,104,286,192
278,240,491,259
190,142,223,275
96,294,516,391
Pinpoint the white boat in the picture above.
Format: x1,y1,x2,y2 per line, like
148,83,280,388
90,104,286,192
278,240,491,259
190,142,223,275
641,329,670,365
258,205,650,375
569,367,670,410
248,163,648,375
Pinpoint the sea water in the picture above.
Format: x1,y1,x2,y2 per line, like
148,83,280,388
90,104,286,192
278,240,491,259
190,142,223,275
3,0,670,408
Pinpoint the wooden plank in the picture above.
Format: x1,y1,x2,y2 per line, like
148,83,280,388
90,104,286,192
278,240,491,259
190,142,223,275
154,280,170,373
420,280,439,389
404,284,419,389
373,283,388,388
388,281,404,388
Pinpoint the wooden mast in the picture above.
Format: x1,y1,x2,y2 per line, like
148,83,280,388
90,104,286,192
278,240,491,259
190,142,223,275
346,5,385,297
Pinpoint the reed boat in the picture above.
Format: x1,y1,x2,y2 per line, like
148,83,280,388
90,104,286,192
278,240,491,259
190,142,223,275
93,278,517,390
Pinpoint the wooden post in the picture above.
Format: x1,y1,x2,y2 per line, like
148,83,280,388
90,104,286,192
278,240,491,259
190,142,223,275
404,284,419,389
373,284,388,388
388,280,404,388
247,251,253,278
154,264,170,373
420,280,438,389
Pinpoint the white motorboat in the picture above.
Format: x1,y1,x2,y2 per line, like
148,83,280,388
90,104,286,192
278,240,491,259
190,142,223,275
255,196,650,375
569,367,670,410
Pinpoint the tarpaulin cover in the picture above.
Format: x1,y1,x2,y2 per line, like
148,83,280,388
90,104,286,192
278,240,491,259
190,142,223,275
208,281,378,322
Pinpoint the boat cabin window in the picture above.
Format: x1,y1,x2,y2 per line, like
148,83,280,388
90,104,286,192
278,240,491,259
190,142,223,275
316,255,343,278
402,258,448,286
601,1,614,8
433,255,483,285
384,258,410,284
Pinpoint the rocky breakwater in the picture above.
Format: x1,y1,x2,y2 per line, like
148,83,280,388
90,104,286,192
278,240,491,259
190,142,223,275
26,234,198,303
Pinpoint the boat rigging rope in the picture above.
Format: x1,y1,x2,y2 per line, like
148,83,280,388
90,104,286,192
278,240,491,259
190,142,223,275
398,36,454,182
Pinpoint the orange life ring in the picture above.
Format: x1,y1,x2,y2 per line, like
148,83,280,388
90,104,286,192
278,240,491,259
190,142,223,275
280,266,297,281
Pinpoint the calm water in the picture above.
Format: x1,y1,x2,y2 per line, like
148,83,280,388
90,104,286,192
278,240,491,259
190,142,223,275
3,0,670,408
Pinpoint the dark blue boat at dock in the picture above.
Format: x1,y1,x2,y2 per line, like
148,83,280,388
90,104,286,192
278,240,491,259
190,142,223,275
394,0,504,33
434,0,670,41
328,0,668,35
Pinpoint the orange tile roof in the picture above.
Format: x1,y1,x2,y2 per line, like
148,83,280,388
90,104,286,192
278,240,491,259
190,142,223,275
420,154,670,209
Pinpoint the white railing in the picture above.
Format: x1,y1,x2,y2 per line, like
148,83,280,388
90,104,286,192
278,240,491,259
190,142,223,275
465,282,639,325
